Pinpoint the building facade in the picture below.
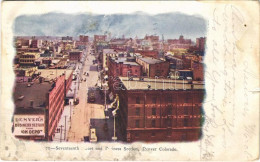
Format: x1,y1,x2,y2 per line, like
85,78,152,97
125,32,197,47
69,51,82,61
136,57,170,78
116,77,205,142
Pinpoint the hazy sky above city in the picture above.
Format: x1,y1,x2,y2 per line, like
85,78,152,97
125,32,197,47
14,12,206,41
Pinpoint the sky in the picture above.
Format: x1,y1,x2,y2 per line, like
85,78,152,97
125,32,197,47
14,12,206,41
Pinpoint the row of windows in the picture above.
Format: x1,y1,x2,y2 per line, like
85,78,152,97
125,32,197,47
135,118,196,128
20,56,35,59
20,60,34,63
135,96,202,104
135,131,172,138
134,106,200,116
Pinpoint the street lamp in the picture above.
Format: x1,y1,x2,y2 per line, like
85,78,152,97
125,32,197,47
111,94,119,141
103,82,109,119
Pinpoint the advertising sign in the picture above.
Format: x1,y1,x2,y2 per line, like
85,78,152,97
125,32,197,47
14,115,45,136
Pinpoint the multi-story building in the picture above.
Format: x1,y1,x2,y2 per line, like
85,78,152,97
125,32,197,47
94,35,107,42
69,50,82,62
30,39,42,48
192,61,204,81
13,69,73,141
196,37,206,52
167,35,192,50
79,35,89,42
135,50,158,58
144,35,159,42
108,57,141,77
102,49,118,69
19,52,40,66
62,36,73,41
136,57,170,78
115,77,205,142
165,55,184,70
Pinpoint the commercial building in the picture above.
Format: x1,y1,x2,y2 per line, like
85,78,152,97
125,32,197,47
136,57,170,78
13,69,73,141
116,77,205,142
108,57,141,77
69,50,83,62
135,50,158,58
19,52,41,66
196,37,206,52
192,61,204,81
94,35,107,42
79,35,89,42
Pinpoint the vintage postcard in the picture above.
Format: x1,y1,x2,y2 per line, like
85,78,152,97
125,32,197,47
1,1,259,161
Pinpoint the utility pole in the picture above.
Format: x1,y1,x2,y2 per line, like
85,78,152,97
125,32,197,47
64,116,67,141
70,102,72,122
60,125,64,142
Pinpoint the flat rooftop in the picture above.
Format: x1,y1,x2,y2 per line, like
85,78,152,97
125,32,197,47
37,69,73,80
111,57,140,66
138,57,163,64
119,77,204,90
13,82,53,111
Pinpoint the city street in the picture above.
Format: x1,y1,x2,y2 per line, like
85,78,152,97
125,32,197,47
67,45,106,142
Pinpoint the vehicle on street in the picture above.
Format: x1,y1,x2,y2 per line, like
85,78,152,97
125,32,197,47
74,98,79,105
89,128,97,142
88,90,96,102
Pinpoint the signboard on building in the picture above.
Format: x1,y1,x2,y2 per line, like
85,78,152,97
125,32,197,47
13,115,45,136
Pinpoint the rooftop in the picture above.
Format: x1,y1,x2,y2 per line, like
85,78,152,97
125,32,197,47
138,57,163,64
103,49,117,55
111,57,140,66
119,77,204,90
37,69,73,80
13,82,53,110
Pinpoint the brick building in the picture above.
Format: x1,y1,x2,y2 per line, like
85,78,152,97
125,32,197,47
69,51,82,61
94,35,107,42
13,69,73,141
115,77,205,142
108,57,142,77
19,52,40,66
79,35,89,42
196,37,206,52
144,35,159,42
192,61,204,81
135,50,158,58
136,57,170,78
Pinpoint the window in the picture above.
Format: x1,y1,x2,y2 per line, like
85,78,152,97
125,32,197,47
152,120,156,128
167,96,172,103
167,130,171,137
167,119,172,127
184,107,188,115
151,132,156,137
135,120,140,128
168,106,173,115
136,97,140,104
135,108,140,116
152,108,156,116
135,133,139,138
152,97,157,104
184,118,188,127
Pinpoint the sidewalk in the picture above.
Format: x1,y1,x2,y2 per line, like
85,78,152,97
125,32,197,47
52,100,74,142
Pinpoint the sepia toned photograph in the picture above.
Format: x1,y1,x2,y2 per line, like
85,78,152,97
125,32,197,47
1,1,259,161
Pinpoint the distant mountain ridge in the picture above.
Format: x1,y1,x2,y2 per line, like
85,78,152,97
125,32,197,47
14,12,206,40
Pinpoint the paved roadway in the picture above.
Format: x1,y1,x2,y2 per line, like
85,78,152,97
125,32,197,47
67,46,106,142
